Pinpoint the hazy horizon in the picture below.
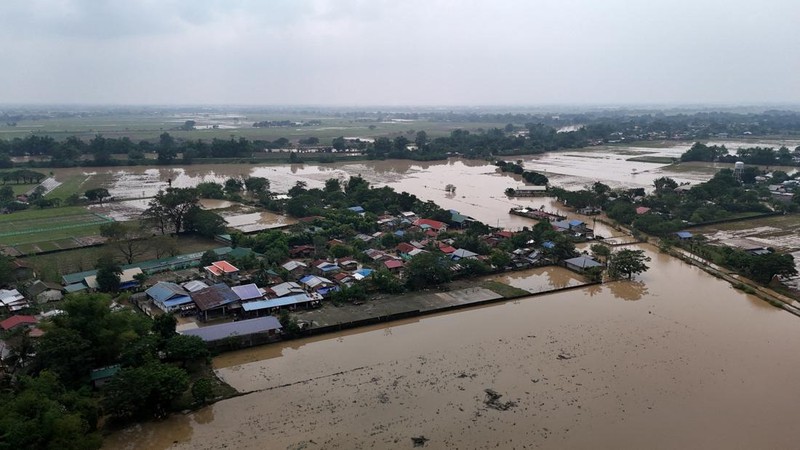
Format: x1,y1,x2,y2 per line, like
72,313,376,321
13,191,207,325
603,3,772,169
2,1,799,106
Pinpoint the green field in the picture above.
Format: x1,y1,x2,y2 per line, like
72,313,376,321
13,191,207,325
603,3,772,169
0,206,111,246
0,113,507,143
24,234,220,282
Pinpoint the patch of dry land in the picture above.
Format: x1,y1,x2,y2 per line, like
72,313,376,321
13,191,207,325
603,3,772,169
105,245,800,450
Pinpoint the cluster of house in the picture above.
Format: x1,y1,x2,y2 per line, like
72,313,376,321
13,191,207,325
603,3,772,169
144,260,322,322
509,207,595,240
767,179,800,203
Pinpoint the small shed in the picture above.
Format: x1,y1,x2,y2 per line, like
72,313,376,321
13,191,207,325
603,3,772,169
564,256,602,273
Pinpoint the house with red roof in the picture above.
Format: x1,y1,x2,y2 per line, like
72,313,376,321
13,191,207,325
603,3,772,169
396,242,417,255
413,218,448,234
438,242,457,254
204,260,240,283
0,315,38,331
635,206,651,215
384,259,404,272
495,230,515,239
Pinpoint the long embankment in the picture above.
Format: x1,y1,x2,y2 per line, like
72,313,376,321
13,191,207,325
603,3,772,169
667,247,800,317
293,280,601,337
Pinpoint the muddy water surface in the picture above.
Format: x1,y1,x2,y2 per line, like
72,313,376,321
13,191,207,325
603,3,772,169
105,245,800,449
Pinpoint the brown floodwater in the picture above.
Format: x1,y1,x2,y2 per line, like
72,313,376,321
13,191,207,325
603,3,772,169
57,156,654,231
104,244,800,450
484,266,586,293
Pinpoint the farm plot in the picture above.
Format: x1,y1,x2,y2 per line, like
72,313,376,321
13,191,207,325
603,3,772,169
0,207,113,248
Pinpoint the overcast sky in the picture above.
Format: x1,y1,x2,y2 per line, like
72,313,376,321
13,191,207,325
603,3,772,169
1,0,798,106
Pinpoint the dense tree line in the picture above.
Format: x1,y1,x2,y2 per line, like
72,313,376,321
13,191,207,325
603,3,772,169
495,160,549,185
5,110,800,168
681,142,798,166
0,295,213,449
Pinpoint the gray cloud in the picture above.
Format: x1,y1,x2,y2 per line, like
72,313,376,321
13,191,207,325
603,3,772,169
1,0,798,105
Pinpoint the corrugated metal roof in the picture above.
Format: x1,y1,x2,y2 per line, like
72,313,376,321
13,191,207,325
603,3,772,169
180,316,282,342
191,283,239,311
232,283,263,301
182,280,209,292
242,293,312,311
146,282,188,303
564,256,602,268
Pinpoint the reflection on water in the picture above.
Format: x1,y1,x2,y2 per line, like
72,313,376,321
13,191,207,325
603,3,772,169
607,280,649,301
486,266,585,292
58,146,718,231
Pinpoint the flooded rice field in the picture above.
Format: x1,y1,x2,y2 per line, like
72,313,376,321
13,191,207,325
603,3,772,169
689,215,800,292
105,245,800,450
58,140,733,230
485,266,586,293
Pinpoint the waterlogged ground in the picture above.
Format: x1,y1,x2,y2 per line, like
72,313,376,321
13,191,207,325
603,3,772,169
105,245,800,450
61,154,704,229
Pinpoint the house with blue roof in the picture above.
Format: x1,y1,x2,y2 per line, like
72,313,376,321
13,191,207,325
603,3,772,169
146,282,192,313
675,231,693,240
348,206,365,214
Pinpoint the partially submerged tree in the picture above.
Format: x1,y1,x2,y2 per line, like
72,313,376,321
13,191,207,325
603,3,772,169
84,188,110,204
142,187,199,234
608,249,651,280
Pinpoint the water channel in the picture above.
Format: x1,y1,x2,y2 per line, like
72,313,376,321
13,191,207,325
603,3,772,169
100,141,800,449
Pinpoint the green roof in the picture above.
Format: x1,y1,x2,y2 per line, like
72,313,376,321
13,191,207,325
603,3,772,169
90,364,120,381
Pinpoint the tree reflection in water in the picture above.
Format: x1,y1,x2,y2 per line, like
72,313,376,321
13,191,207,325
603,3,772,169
608,280,649,301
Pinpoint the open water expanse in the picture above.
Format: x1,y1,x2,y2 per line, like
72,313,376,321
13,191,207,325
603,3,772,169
101,140,800,449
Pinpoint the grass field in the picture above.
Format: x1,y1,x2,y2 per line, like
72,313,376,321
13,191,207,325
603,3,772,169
0,113,507,143
0,206,111,246
24,234,220,282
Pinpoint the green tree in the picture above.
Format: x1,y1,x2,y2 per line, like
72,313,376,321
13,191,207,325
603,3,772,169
102,362,189,419
0,253,13,285
184,207,227,238
404,252,452,289
608,249,651,280
95,255,121,293
590,243,611,263
143,187,199,234
0,372,103,450
157,132,177,164
100,222,148,264
191,378,214,405
224,177,244,195
244,176,270,194
152,314,177,340
164,334,209,368
332,136,346,151
653,176,678,193
84,188,110,204
747,252,797,284
196,181,225,199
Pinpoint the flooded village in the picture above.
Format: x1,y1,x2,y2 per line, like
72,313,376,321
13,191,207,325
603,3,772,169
5,2,800,448
3,121,800,450
86,140,800,449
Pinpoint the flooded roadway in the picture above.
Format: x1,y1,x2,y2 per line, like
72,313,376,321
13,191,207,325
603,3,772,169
105,245,800,450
